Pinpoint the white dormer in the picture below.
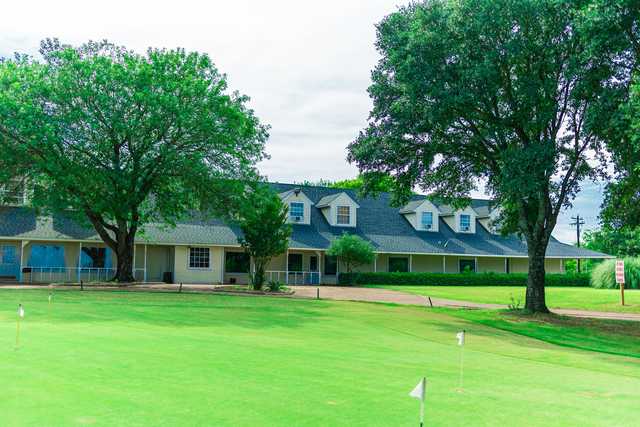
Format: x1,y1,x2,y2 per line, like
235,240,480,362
316,192,359,227
279,188,313,225
453,206,477,233
399,199,439,232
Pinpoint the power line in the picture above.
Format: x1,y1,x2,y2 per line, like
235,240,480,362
570,214,585,273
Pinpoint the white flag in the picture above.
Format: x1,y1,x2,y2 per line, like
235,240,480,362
456,331,465,346
18,305,24,318
409,377,426,401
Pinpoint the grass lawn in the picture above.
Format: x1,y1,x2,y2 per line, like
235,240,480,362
1,290,639,426
367,285,640,313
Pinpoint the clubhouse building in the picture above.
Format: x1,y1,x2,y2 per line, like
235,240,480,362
0,183,611,285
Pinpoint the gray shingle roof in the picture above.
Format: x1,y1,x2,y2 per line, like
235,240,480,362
0,184,611,259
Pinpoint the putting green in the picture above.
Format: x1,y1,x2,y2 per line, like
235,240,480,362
0,290,638,426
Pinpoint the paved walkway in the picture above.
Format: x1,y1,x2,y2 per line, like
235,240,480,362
292,286,640,322
3,283,639,322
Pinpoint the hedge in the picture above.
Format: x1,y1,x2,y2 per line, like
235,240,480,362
337,272,591,287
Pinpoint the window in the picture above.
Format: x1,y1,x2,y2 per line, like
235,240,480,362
337,206,350,225
421,212,433,230
80,247,112,269
29,245,65,268
459,259,476,273
459,214,471,231
189,247,210,269
289,202,304,221
324,255,337,275
288,253,303,272
388,257,409,273
309,255,318,272
225,252,250,273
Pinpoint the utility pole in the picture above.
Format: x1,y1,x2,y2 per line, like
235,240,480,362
570,215,585,273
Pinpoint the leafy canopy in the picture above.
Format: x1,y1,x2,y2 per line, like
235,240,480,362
0,39,269,280
347,0,639,311
326,234,375,274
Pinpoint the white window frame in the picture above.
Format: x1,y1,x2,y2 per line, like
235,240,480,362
336,205,350,225
188,247,211,270
421,212,433,230
289,202,304,221
459,214,471,232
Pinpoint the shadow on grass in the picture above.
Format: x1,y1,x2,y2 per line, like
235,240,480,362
443,308,640,359
0,289,331,330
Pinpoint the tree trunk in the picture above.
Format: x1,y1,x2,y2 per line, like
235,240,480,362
251,258,266,290
114,242,136,283
525,241,549,313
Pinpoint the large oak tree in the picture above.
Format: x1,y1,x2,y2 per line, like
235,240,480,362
0,40,268,282
348,0,638,312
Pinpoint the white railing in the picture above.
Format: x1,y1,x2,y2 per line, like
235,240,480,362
24,267,146,284
265,270,321,285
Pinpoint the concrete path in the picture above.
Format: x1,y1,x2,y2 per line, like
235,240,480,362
292,285,640,322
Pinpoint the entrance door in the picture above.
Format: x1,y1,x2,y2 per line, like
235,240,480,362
0,245,19,278
459,259,476,273
307,255,319,285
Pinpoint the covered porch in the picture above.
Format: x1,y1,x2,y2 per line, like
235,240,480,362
3,239,175,284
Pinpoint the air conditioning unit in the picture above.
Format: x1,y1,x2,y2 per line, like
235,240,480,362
461,225,470,232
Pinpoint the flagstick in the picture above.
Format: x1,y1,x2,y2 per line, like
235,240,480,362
458,342,464,391
419,397,425,427
15,313,21,350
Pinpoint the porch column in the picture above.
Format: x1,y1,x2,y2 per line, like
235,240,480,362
474,257,478,272
143,244,148,283
374,254,377,273
560,258,564,273
409,254,413,273
77,242,82,283
285,249,289,284
316,251,322,284
18,241,26,283
504,258,508,273
442,255,446,273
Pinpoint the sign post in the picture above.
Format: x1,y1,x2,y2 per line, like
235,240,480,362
615,260,625,306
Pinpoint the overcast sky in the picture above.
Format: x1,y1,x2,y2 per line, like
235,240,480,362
0,0,603,243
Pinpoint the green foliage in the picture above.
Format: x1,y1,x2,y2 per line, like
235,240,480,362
338,272,590,287
330,173,396,195
266,281,286,292
590,258,640,289
563,258,599,274
583,227,640,258
237,185,291,290
0,39,268,281
346,0,638,311
326,234,375,274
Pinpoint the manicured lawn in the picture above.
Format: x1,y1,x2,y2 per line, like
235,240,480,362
367,285,640,313
1,290,639,426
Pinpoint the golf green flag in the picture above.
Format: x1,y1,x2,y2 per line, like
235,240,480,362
18,304,24,318
409,377,426,427
409,377,426,400
456,330,465,346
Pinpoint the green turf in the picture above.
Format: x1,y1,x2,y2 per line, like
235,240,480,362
367,285,640,313
1,290,639,427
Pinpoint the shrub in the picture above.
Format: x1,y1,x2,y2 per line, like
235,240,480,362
337,272,590,287
590,258,640,289
266,281,286,292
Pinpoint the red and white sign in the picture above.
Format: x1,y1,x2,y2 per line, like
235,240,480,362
615,260,625,284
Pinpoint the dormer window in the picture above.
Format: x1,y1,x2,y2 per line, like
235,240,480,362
289,202,304,222
421,212,433,230
336,206,350,225
460,214,471,232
